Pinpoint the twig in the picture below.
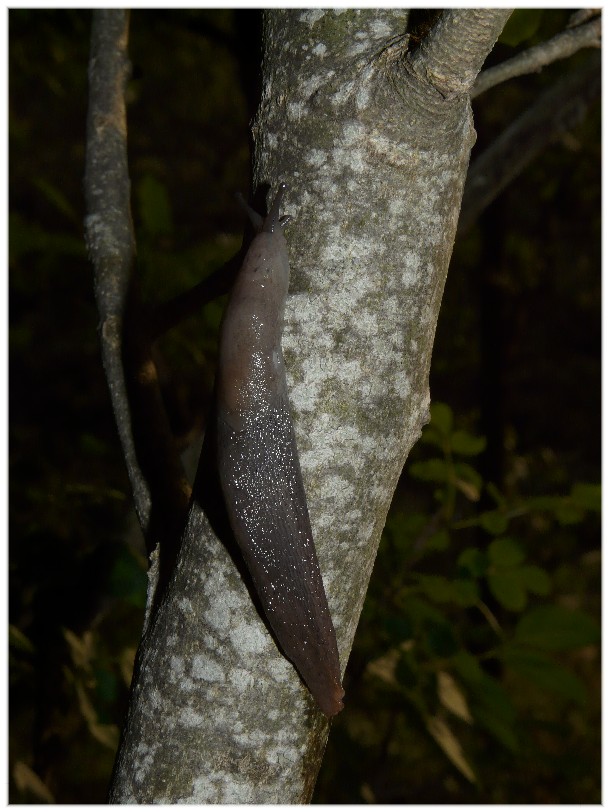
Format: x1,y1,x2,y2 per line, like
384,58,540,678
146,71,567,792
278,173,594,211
84,11,190,567
472,16,601,99
459,53,600,235
84,10,152,532
567,9,601,29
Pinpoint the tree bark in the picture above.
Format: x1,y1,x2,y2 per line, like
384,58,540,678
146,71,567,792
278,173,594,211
106,8,511,803
84,10,148,529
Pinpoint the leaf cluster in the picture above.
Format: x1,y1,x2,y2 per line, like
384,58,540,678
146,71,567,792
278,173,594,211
317,402,600,802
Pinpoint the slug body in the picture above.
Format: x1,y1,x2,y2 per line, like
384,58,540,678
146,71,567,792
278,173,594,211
216,184,344,717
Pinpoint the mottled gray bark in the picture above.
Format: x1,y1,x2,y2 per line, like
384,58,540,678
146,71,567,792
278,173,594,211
107,8,511,803
84,10,149,530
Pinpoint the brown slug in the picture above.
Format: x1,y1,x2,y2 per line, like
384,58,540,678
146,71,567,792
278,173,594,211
216,183,344,717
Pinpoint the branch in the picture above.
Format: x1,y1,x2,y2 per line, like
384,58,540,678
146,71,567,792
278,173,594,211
472,16,601,99
459,53,600,235
84,10,152,531
84,11,190,581
567,9,601,29
409,9,514,96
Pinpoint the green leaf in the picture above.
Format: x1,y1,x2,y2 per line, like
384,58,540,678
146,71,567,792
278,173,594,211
488,537,525,567
430,402,453,435
452,579,480,607
426,529,451,552
485,482,506,509
501,647,588,706
522,495,565,513
472,702,519,753
419,425,444,450
473,678,518,751
499,9,543,47
488,570,528,612
384,511,426,553
137,174,173,236
522,484,599,523
450,430,486,457
437,671,473,723
514,605,600,651
486,545,550,610
479,511,509,535
416,575,454,603
409,458,448,483
452,650,485,685
453,462,482,498
457,663,519,752
416,575,478,607
570,482,601,512
426,715,477,783
13,762,55,804
401,595,447,627
34,177,79,223
519,565,551,596
457,547,487,578
454,479,480,503
9,624,35,655
555,504,585,525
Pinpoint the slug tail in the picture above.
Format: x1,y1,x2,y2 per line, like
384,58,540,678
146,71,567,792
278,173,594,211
217,393,344,718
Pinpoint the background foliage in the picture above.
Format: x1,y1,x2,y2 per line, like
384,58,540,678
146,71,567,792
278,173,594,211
9,10,600,803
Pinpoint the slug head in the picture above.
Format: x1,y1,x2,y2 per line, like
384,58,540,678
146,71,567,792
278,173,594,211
236,183,292,235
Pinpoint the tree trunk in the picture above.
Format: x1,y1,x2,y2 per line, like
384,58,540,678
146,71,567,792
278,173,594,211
106,8,511,803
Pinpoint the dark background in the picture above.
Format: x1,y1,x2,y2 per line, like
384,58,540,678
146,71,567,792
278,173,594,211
9,10,600,804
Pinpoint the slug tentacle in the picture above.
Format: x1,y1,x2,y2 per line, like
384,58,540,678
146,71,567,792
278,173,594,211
216,184,344,717
262,181,287,233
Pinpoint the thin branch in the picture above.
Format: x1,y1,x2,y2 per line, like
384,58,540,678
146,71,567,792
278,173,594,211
472,16,601,99
459,53,600,235
84,10,152,532
84,11,190,573
409,9,513,96
567,9,601,29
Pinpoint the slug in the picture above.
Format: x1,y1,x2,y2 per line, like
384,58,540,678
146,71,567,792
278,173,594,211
216,183,344,717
